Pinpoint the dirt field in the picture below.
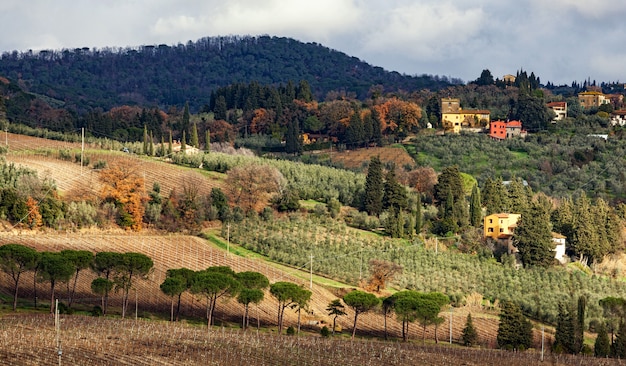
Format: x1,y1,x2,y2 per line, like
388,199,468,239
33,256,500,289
330,146,415,170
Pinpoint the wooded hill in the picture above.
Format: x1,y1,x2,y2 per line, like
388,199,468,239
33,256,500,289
0,35,454,112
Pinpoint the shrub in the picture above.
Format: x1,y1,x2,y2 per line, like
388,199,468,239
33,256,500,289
90,305,103,317
286,326,295,335
320,326,330,338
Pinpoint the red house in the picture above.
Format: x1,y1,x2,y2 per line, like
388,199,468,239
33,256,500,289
489,120,525,140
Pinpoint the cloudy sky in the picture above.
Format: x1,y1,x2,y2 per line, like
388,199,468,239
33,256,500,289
1,0,624,85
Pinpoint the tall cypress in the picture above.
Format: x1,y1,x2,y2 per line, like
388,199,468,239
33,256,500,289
363,156,384,216
143,125,149,155
595,322,610,357
469,184,482,227
383,164,408,213
415,194,422,234
168,130,173,156
205,129,211,152
181,131,186,153
514,200,554,267
190,122,199,148
285,119,302,155
182,101,190,136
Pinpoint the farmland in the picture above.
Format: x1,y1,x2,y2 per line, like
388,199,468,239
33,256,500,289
330,146,415,171
2,313,619,366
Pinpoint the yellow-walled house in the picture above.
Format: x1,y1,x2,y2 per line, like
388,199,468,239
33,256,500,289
483,213,521,240
441,98,490,133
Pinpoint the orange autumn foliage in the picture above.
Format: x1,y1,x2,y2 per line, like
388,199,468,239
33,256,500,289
99,161,146,231
26,196,42,229
372,98,422,134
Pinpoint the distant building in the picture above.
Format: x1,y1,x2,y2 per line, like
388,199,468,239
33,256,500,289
546,101,567,122
484,213,568,264
578,91,610,109
611,110,626,127
484,213,520,241
441,98,490,133
489,120,525,140
503,74,516,84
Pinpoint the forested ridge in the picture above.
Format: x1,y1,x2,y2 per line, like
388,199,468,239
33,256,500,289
0,35,453,112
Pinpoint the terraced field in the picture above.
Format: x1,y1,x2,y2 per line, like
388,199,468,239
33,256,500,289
3,133,224,197
330,146,415,170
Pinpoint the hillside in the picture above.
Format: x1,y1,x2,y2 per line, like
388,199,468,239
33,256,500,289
0,36,453,112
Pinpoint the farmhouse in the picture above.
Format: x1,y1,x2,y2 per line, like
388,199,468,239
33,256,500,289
489,120,525,140
546,101,567,122
441,98,490,133
484,213,567,263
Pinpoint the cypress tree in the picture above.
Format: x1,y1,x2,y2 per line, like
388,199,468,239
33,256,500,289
595,322,610,357
462,313,478,347
554,303,576,354
149,131,154,156
613,321,626,358
190,122,199,148
285,119,302,155
363,156,384,216
168,131,173,156
143,125,149,155
181,131,186,153
214,95,227,120
383,164,408,213
497,300,533,351
370,108,383,147
182,101,190,135
205,129,211,152
575,296,586,354
469,184,482,227
514,200,554,267
160,136,165,157
434,166,463,204
507,178,530,214
415,194,422,234
345,108,364,149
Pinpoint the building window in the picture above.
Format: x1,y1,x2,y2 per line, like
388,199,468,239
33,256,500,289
489,219,493,223
488,228,494,232
499,228,504,233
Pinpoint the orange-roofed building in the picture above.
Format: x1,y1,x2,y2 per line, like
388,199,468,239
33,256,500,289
484,213,521,240
489,120,525,140
546,101,567,121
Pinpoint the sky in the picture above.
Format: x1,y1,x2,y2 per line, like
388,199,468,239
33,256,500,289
0,0,624,86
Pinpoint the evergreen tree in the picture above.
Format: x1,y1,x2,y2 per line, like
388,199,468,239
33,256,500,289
149,131,154,156
181,131,186,153
363,156,384,216
383,164,408,213
205,129,210,152
190,122,199,148
370,108,383,146
554,303,576,354
507,178,530,214
462,313,479,347
469,184,482,227
434,166,463,204
497,300,533,350
296,80,313,102
168,130,173,156
482,177,509,215
143,125,148,155
613,321,626,358
575,296,586,354
514,200,554,267
415,194,422,234
182,101,190,135
285,119,302,155
595,322,611,357
345,108,364,148
159,136,165,157
214,95,228,120
571,194,599,264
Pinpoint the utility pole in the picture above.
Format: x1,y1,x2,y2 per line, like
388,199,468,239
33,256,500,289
227,223,230,253
55,299,62,366
449,306,453,344
541,325,546,362
309,253,314,289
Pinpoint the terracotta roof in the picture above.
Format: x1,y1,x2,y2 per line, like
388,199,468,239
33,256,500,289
547,101,566,108
551,232,566,239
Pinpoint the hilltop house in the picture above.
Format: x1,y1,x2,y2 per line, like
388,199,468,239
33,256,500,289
489,120,525,140
484,213,567,264
546,101,567,122
611,110,626,127
578,91,611,109
441,98,490,133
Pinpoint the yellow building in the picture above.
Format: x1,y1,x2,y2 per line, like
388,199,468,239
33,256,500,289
483,213,521,240
578,91,610,109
